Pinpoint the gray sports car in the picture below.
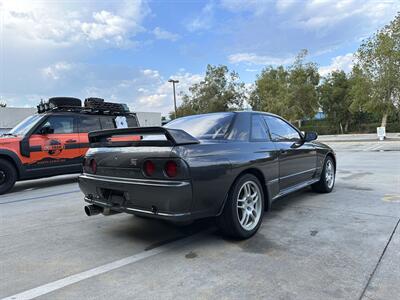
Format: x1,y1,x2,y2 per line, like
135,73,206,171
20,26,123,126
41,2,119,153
79,111,336,239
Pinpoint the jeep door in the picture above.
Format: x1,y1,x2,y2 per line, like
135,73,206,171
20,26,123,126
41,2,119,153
27,115,82,171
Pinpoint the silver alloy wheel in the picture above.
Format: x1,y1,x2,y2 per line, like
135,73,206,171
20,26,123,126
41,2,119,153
237,181,262,231
325,160,335,189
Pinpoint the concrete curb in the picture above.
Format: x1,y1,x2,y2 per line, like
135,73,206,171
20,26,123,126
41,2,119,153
318,133,400,143
319,138,400,143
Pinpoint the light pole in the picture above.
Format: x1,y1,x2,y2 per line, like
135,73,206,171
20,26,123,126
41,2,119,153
168,79,179,119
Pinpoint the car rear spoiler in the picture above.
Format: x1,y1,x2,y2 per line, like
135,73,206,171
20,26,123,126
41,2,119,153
88,126,200,147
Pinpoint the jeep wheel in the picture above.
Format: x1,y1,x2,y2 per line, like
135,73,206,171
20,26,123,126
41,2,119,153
0,159,17,195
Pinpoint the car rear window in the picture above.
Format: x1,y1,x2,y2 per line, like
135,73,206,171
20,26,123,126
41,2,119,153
165,113,234,140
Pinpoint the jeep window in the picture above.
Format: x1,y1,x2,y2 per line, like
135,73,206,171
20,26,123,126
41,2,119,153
79,116,101,133
9,115,43,136
37,116,75,134
126,116,139,127
100,117,115,129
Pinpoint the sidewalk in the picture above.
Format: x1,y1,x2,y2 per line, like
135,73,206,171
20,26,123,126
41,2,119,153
318,133,400,142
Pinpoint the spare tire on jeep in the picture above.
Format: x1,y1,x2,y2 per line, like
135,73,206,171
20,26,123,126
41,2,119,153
49,97,82,108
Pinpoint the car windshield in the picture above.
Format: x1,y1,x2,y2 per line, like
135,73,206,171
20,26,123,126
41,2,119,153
8,114,43,136
165,112,234,140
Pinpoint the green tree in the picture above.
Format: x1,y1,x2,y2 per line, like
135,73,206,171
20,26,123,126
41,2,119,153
351,13,400,127
287,50,320,124
173,64,246,118
249,66,289,117
319,71,353,133
249,50,319,124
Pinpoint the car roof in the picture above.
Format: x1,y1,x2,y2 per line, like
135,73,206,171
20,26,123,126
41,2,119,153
171,111,284,123
234,110,282,118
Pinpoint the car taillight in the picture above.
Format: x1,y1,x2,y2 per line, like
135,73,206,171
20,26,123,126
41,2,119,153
83,158,90,173
165,160,178,178
90,159,97,174
143,160,155,176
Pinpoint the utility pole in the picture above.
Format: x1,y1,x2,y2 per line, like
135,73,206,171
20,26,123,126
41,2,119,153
168,79,179,119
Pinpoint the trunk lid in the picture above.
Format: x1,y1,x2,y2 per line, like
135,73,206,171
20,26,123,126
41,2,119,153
85,127,198,179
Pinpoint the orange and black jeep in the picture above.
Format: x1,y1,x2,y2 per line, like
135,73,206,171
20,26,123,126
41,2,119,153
0,97,139,194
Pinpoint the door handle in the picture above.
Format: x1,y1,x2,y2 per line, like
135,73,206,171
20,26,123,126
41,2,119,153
66,139,77,143
280,149,287,154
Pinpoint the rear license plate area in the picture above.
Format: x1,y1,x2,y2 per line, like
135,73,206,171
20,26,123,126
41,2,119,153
101,188,126,206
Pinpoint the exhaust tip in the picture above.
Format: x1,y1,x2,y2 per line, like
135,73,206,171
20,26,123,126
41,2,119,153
84,205,103,216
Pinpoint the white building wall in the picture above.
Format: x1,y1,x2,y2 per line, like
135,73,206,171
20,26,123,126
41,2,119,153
0,107,36,131
135,112,162,127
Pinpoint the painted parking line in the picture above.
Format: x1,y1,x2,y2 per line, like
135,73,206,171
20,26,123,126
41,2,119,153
0,190,80,205
1,231,209,300
363,143,381,151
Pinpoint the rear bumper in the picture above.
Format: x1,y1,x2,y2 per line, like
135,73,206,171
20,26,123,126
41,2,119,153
79,174,193,221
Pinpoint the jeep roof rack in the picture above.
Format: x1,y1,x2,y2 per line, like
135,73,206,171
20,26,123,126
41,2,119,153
37,97,132,116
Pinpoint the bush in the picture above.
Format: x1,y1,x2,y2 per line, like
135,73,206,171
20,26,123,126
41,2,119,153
297,120,400,135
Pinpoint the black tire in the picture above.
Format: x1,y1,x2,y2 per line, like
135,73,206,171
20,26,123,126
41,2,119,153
0,159,17,195
217,174,265,239
312,156,335,193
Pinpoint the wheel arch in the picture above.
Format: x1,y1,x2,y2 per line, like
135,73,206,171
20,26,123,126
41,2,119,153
0,150,22,179
218,167,271,216
325,152,336,172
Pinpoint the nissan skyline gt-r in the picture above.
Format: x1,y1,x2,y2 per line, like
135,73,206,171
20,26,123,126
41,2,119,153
79,111,336,239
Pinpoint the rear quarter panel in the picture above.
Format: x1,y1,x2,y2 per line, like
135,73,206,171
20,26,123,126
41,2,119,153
175,140,279,218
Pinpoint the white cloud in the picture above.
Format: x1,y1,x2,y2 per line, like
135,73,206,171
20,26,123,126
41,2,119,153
137,71,203,112
221,0,399,32
141,69,161,78
220,0,269,15
228,52,293,66
186,2,214,32
319,53,354,76
41,62,73,80
286,0,398,31
139,94,167,107
152,27,179,41
2,0,150,47
275,0,297,12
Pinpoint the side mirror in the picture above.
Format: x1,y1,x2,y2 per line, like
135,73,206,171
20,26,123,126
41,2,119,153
304,131,318,142
39,125,54,135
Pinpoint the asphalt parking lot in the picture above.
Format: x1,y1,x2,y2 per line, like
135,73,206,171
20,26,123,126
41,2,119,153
1,140,399,300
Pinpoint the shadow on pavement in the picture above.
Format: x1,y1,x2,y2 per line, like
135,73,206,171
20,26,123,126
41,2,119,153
10,174,79,194
102,214,218,248
270,187,315,212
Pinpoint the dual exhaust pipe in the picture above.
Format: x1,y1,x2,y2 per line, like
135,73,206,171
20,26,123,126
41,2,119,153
84,204,121,216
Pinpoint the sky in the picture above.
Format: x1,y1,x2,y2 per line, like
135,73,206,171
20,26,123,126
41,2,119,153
0,0,399,116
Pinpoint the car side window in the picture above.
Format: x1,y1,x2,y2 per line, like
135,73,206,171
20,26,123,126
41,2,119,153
251,114,269,141
79,116,101,133
36,116,75,134
263,116,301,142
